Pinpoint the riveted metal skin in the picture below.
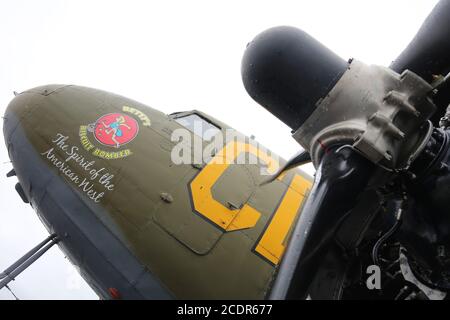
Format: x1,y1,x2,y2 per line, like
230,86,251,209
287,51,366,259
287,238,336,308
3,84,313,299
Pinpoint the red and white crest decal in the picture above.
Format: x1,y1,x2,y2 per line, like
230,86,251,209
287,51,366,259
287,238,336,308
94,113,139,148
80,106,150,160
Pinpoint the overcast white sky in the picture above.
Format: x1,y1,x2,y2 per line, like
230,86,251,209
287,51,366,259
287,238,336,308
0,0,438,299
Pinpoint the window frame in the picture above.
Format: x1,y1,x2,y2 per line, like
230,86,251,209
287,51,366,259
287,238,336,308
170,111,222,141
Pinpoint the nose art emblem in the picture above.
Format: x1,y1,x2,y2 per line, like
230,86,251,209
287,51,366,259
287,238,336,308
79,106,150,160
93,113,139,148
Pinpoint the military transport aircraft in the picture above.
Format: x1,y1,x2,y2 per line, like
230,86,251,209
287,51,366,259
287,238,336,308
2,0,450,300
2,82,314,299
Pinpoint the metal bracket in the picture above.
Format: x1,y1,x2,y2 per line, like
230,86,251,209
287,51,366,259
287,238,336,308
0,234,59,290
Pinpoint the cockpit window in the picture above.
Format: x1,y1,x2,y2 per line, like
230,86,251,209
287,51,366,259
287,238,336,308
174,114,221,141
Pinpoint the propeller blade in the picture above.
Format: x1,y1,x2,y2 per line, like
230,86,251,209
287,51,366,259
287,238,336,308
390,0,450,125
390,0,450,82
260,150,311,186
269,146,376,299
242,26,348,130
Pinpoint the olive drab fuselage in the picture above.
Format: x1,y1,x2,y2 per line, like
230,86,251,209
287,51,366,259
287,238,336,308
3,85,312,299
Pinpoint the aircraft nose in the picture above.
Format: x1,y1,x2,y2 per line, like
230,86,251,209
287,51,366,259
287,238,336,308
3,85,73,204
4,84,126,204
3,85,174,299
4,83,166,210
3,85,70,146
